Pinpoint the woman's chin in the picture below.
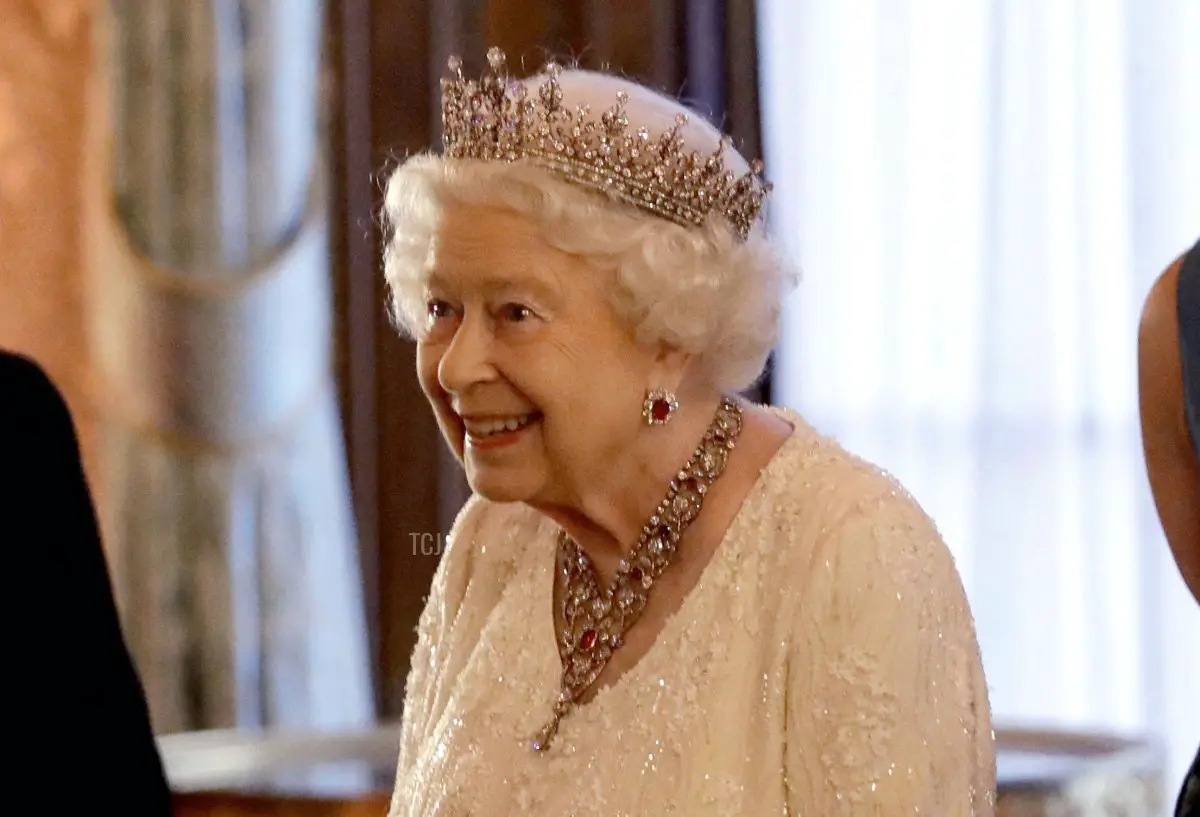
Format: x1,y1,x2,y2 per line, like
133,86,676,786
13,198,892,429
464,469,537,504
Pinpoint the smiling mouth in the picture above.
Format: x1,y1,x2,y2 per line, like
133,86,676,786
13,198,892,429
462,412,541,439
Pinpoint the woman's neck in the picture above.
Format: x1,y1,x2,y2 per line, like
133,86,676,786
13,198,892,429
532,391,727,584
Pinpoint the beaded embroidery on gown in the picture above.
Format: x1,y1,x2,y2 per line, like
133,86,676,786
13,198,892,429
388,407,996,816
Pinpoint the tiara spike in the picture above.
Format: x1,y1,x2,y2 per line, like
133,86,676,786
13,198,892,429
439,48,770,240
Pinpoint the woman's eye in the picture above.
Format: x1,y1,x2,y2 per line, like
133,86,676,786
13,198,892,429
501,303,534,323
426,300,455,320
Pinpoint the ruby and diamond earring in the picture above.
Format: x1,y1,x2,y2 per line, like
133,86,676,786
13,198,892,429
642,388,679,426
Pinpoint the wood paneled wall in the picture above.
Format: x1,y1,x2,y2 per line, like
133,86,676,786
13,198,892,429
324,0,766,717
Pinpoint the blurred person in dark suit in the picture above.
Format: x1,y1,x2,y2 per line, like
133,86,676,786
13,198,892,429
1,350,173,813
1138,237,1200,817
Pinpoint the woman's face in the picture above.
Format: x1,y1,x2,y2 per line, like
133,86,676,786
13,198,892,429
416,202,658,506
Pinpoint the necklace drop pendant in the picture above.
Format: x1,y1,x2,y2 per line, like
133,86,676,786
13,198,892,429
531,693,574,753
535,397,744,755
531,711,562,754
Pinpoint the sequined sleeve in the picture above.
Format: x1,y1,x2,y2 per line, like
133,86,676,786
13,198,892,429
389,495,486,815
785,490,996,816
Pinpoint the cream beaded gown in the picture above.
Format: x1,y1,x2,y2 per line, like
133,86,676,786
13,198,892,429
388,408,996,816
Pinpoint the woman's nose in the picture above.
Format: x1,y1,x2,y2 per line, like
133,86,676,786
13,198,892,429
437,315,495,394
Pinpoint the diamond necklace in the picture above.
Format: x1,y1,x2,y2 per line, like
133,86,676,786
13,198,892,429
530,396,744,753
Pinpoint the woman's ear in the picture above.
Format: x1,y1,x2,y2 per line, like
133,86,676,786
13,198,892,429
651,341,693,388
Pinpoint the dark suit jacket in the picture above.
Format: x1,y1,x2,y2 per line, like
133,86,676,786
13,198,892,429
1,351,174,813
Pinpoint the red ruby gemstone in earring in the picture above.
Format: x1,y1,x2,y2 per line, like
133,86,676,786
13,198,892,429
650,398,672,422
579,630,598,650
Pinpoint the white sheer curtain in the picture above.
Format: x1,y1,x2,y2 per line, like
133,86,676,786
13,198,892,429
758,0,1200,798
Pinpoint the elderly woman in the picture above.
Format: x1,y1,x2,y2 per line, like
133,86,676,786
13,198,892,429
383,49,995,816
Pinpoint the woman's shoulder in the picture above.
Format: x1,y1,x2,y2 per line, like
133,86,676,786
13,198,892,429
752,405,956,589
755,407,975,644
757,404,939,526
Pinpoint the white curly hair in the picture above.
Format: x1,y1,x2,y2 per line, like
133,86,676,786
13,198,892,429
381,68,798,392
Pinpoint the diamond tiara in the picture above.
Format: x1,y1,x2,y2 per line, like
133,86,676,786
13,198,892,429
439,47,772,242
